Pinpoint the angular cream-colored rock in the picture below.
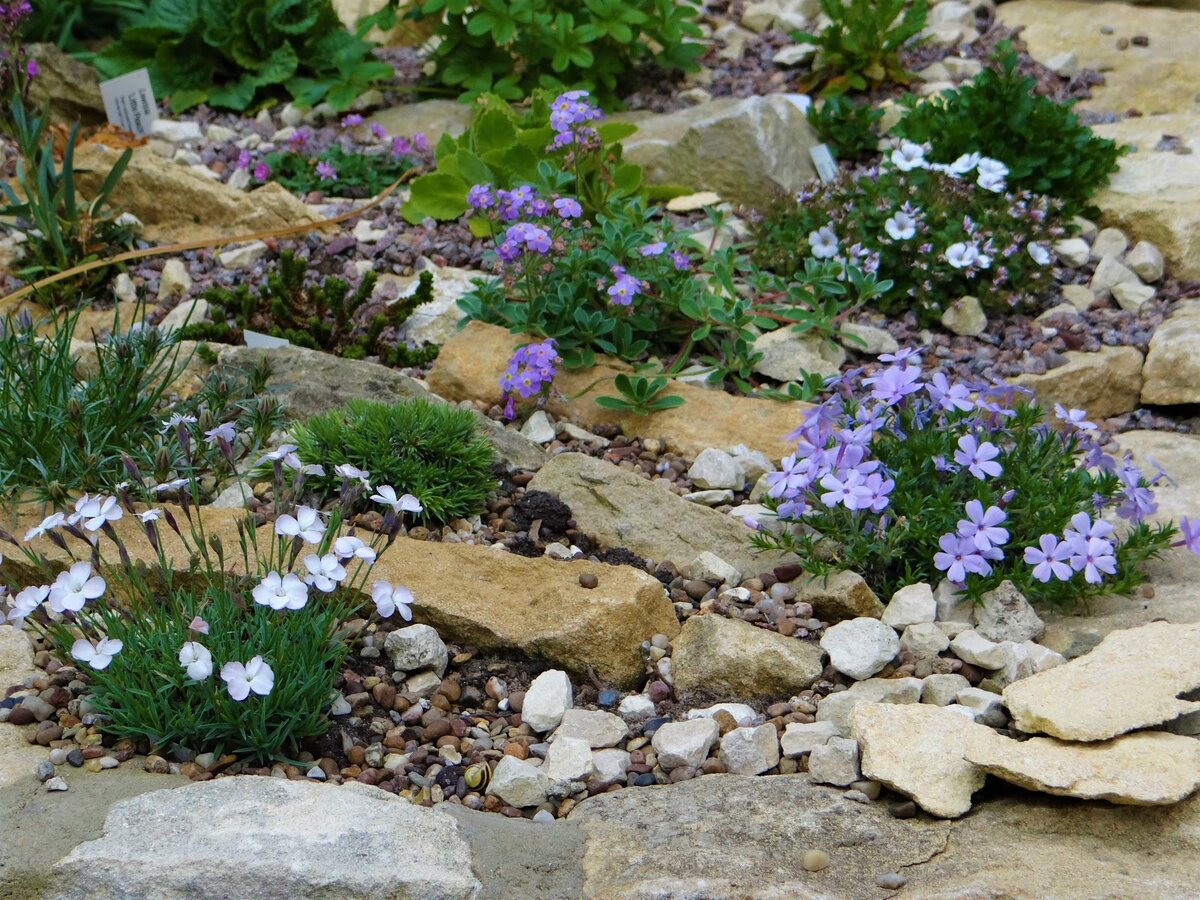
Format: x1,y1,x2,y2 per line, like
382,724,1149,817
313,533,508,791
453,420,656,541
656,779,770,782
429,321,807,461
789,570,885,622
1010,346,1143,420
1091,113,1200,281
1090,255,1140,301
1141,301,1200,405
26,43,105,126
368,101,475,149
940,295,987,337
7,507,676,688
751,329,845,382
997,1,1200,116
965,728,1200,805
1090,227,1129,261
852,703,988,818
1111,280,1156,312
1126,240,1165,283
527,453,794,580
1004,621,1200,741
1060,284,1096,311
71,145,316,244
671,614,824,698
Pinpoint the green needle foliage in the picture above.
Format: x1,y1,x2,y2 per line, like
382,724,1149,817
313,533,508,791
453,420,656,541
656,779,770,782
288,398,497,523
182,250,439,367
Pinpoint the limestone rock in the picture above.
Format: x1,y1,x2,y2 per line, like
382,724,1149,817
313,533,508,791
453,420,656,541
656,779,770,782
528,453,794,581
1011,346,1144,420
965,728,1200,805
940,295,987,337
671,614,824,698
1090,227,1129,261
685,552,741,587
815,692,863,736
1060,284,1096,311
791,570,885,622
973,580,1044,644
780,721,840,757
489,756,553,808
1111,280,1156,312
652,719,720,769
882,583,936,631
591,749,632,785
954,687,1008,727
523,670,574,733
1126,240,1165,283
1090,256,1141,301
847,677,923,704
1053,238,1090,268
1142,301,1200,405
820,617,899,681
219,344,546,472
72,144,316,244
808,737,861,787
617,95,820,208
719,724,780,775
384,261,490,347
839,322,899,356
428,321,806,460
26,44,106,126
51,778,480,898
687,448,746,491
368,100,475,148
1003,621,1200,741
554,709,629,749
158,260,192,302
383,624,448,676
901,622,950,658
543,736,595,786
921,673,970,707
852,703,988,818
751,329,846,382
520,410,556,444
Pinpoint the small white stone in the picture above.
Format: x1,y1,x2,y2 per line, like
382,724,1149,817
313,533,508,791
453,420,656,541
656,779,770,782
617,694,656,721
543,736,595,786
1053,238,1091,268
112,273,138,303
1061,285,1096,311
553,709,629,749
652,718,719,769
1044,51,1079,77
950,629,1009,670
683,489,735,506
728,445,774,484
205,124,238,142
688,448,746,491
405,670,442,697
384,625,448,676
820,617,900,681
173,149,203,166
901,622,950,658
45,776,69,792
520,411,556,444
686,703,757,727
488,756,551,807
218,241,268,270
158,259,192,302
159,299,210,335
808,737,861,786
1090,227,1129,261
353,219,390,244
1111,281,1156,312
590,748,631,784
921,673,971,707
780,720,840,757
522,670,574,733
150,119,203,143
719,724,780,775
847,677,923,704
227,167,251,191
686,551,741,586
1022,641,1066,673
279,103,304,126
815,692,862,736
882,583,937,631
1090,256,1140,301
941,295,987,337
942,703,978,721
1125,241,1165,283
934,579,972,625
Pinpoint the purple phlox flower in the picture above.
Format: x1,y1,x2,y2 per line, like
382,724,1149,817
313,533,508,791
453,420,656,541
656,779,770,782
767,453,814,499
496,240,521,263
954,434,1002,480
933,533,992,583
1144,455,1177,489
1064,511,1114,544
1024,534,1074,583
1053,403,1096,431
467,183,495,209
926,372,974,412
287,128,310,151
316,160,337,181
529,199,550,217
370,122,387,140
878,347,922,365
391,136,412,158
957,500,1008,551
1175,517,1200,555
500,339,559,404
252,161,270,181
836,423,875,448
1068,535,1117,584
777,497,809,519
669,250,691,271
640,241,667,257
1117,485,1157,523
862,472,894,513
412,133,428,152
236,149,252,170
607,267,642,306
549,91,604,135
553,197,582,219
341,113,364,128
864,364,922,406
819,470,873,511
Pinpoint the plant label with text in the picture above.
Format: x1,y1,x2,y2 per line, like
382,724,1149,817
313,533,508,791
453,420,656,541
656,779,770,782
100,69,158,136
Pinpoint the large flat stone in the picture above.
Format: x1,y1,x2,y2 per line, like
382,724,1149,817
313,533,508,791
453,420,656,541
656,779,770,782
1141,300,1200,404
670,614,825,700
965,728,1200,805
997,1,1200,116
428,321,806,461
527,452,795,579
852,703,988,818
51,778,481,899
1004,621,1200,740
1010,346,1143,421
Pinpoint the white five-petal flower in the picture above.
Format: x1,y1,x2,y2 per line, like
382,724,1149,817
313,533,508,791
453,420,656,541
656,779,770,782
251,571,309,610
220,656,274,701
1027,242,1051,266
48,562,106,613
178,641,214,680
371,581,414,621
23,513,64,542
890,140,928,172
884,210,917,241
6,585,48,625
274,506,324,544
808,225,840,260
333,535,377,564
71,637,123,670
302,553,347,593
369,486,423,515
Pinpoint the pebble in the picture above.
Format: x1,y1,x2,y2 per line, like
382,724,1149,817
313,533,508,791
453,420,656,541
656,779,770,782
66,749,85,767
36,761,56,782
578,573,598,589
45,776,68,792
876,873,907,890
888,800,918,819
48,748,68,766
802,849,830,872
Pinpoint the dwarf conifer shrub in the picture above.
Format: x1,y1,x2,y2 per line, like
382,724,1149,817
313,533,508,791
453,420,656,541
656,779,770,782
289,398,497,523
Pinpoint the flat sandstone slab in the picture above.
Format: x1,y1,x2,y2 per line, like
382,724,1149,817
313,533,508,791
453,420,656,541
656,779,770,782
966,729,1200,805
1003,621,1200,741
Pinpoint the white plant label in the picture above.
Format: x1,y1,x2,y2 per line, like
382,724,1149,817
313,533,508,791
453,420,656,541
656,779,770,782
99,69,158,136
811,144,838,183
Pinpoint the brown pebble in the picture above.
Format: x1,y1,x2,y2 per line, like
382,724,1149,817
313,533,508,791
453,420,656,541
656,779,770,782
35,724,63,746
668,766,696,782
712,710,738,734
7,707,34,726
424,719,452,741
503,742,530,760
508,691,525,713
1116,36,1129,49
438,679,462,702
1131,34,1149,46
579,573,598,589
699,758,727,775
372,682,397,709
888,800,918,819
144,755,170,774
346,746,366,767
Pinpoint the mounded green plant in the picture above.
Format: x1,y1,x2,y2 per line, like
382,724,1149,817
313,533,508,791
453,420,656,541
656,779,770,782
182,250,438,367
0,305,280,504
401,91,655,229
892,42,1127,217
287,397,497,523
261,144,417,199
408,0,704,105
95,0,393,113
807,94,884,160
793,0,927,96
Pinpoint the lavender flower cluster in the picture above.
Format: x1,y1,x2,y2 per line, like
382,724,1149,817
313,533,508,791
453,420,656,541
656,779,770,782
235,119,428,185
498,338,560,419
762,348,1200,596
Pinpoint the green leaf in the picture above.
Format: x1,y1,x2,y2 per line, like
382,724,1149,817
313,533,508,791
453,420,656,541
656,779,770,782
402,172,470,223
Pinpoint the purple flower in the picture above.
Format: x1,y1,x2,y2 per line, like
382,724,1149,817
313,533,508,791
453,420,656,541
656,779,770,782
26,58,39,79
640,242,667,257
390,136,412,158
933,533,991,583
953,435,1002,480
1176,517,1200,555
1064,512,1114,544
553,197,582,219
862,472,894,513
607,267,642,306
1068,535,1117,584
926,372,973,412
669,250,691,271
1116,485,1157,523
287,128,309,151
864,365,922,406
524,226,551,253
957,500,1008,551
878,348,922,365
316,161,337,181
1024,534,1073,583
1053,404,1096,431
412,133,428,152
819,471,871,510
549,91,603,134
252,161,270,181
499,339,559,409
370,123,387,140
467,183,495,209
341,113,364,128
236,149,252,170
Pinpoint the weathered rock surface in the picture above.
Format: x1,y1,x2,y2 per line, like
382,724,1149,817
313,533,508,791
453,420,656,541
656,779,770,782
1142,300,1200,405
616,95,819,208
751,329,845,382
72,145,317,244
52,778,480,898
368,100,475,148
383,261,489,347
670,614,824,699
26,44,106,125
651,719,720,770
973,580,1045,644
965,728,1200,805
220,344,547,472
820,617,899,681
1010,346,1144,420
852,703,987,818
790,570,885,622
429,320,805,460
1004,621,1200,740
528,453,795,579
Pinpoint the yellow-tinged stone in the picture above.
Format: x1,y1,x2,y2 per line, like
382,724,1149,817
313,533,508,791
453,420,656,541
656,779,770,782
1010,346,1143,421
428,320,808,461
